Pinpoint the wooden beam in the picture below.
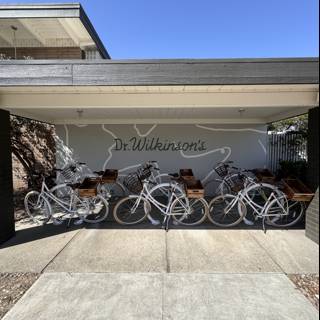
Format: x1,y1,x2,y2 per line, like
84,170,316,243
0,59,318,87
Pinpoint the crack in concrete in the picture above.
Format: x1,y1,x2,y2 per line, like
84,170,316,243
40,228,83,273
246,230,286,274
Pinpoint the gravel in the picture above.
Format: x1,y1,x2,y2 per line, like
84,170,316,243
0,273,39,319
288,274,319,310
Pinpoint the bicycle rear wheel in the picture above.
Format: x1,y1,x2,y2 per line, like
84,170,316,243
171,197,208,226
24,191,51,225
113,196,150,225
208,194,246,227
266,198,304,227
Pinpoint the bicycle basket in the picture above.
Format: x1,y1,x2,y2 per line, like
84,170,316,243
214,163,229,178
123,173,143,194
225,175,245,193
137,165,152,180
60,167,80,183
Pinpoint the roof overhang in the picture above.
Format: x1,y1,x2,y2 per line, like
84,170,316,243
1,84,318,125
0,3,109,58
0,58,318,124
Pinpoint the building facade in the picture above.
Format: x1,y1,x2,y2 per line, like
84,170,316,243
0,3,319,244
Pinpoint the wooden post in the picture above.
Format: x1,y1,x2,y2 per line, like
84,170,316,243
0,109,15,244
307,107,319,191
306,107,319,243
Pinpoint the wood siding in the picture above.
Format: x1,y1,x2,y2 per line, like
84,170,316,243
0,58,318,86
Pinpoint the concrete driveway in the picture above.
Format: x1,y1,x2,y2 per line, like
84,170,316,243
0,225,319,319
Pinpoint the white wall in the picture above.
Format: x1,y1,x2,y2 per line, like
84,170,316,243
55,123,267,187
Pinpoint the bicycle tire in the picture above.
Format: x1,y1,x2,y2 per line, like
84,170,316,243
266,199,305,227
113,196,150,225
80,194,110,223
171,196,209,226
24,191,51,225
208,194,246,227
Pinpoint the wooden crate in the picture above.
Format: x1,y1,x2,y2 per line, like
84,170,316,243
180,168,195,180
101,169,118,184
185,179,205,198
252,168,276,184
282,179,314,202
78,178,99,197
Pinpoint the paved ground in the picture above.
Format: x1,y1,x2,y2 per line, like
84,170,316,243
0,224,319,319
2,273,318,320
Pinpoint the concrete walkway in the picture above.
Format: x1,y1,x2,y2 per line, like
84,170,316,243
0,226,319,319
3,273,318,320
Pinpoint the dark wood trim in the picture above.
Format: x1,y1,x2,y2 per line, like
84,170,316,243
0,58,318,86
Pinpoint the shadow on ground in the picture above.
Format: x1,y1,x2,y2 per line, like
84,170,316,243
1,204,306,249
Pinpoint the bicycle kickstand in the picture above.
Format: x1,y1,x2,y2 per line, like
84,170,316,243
262,217,267,234
165,215,171,232
67,213,74,229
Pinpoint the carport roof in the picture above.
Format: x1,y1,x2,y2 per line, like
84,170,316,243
0,58,318,124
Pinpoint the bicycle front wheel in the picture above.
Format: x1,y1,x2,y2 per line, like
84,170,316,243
24,191,51,225
208,194,246,227
113,196,150,225
171,196,208,226
77,195,109,224
99,182,126,201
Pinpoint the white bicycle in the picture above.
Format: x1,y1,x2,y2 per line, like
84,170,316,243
56,161,126,201
113,171,208,230
208,176,304,230
203,161,253,196
24,173,109,225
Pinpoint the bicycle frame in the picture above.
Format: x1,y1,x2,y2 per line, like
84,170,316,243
39,180,81,215
224,182,289,219
131,180,188,219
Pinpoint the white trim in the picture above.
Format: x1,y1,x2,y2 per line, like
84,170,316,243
1,90,317,109
54,118,267,125
0,84,318,94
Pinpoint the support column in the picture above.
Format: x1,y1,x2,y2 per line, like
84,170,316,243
306,107,319,243
307,107,319,191
0,109,15,244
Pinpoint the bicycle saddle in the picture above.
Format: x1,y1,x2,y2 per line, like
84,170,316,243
168,173,179,178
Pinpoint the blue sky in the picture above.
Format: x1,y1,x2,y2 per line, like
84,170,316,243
1,0,319,59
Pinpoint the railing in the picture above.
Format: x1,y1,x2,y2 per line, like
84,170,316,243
268,131,307,173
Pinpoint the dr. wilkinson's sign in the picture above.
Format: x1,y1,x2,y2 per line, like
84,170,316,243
114,137,207,152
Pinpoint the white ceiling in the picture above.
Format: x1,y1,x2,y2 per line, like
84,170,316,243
1,84,318,124
0,18,95,48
